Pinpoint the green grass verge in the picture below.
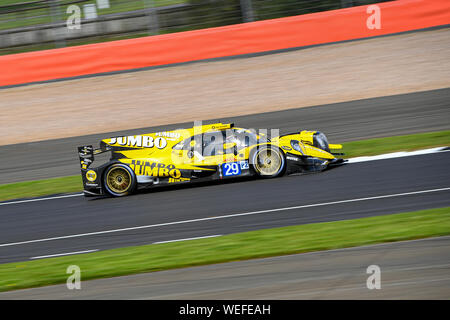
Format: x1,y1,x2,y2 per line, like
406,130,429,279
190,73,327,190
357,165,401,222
1,207,449,292
0,130,449,202
342,130,450,158
0,175,82,201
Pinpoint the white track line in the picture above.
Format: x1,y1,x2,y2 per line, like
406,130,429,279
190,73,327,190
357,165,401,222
346,147,449,163
153,235,221,244
0,187,449,248
0,193,83,206
0,146,447,207
29,249,98,260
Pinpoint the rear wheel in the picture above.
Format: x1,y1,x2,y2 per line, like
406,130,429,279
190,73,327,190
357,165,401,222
103,164,136,197
251,146,286,178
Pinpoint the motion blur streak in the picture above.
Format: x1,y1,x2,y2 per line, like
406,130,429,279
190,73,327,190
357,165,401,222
1,0,449,87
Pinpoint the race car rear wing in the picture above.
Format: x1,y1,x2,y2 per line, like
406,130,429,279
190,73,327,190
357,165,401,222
78,145,114,196
78,145,111,169
78,145,94,170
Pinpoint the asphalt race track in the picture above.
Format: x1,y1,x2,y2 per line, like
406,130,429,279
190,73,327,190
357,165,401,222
1,151,450,264
2,236,449,299
0,88,449,299
1,88,449,183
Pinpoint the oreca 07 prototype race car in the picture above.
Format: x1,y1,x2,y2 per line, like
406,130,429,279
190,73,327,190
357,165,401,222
78,123,345,197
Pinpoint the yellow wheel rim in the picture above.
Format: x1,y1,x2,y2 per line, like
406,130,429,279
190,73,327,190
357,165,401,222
255,149,282,176
106,167,131,194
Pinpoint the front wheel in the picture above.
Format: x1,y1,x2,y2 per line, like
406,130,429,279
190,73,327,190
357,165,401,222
250,146,286,178
103,164,136,197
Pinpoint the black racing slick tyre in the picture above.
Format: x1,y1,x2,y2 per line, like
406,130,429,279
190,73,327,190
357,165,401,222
250,146,286,178
103,164,137,197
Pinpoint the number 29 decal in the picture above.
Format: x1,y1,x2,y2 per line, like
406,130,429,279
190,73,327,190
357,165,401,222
222,162,241,176
222,161,248,176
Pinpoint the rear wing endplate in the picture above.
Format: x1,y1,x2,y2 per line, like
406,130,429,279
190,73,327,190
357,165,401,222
78,145,94,169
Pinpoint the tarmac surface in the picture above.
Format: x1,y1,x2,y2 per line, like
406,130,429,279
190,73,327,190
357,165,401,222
1,88,449,184
1,151,449,264
0,88,449,299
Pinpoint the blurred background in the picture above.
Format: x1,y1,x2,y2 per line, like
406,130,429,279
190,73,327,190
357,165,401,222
0,0,389,55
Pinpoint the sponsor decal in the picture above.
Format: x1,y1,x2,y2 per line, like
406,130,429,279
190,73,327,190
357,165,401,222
222,162,241,176
239,161,249,170
81,158,92,169
109,136,167,149
130,160,181,179
85,183,99,187
155,131,181,140
168,177,190,183
80,146,93,153
221,161,248,176
86,170,97,182
286,156,299,161
210,124,230,130
79,152,91,158
282,146,292,151
78,146,94,159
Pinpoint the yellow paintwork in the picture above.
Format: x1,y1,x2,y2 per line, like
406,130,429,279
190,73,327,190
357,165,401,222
100,123,341,177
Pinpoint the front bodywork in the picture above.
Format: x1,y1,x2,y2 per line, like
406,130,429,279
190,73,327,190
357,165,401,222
78,123,345,196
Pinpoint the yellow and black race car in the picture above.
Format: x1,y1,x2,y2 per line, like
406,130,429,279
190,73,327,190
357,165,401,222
78,122,345,197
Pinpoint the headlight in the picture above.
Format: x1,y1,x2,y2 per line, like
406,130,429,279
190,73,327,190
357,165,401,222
290,140,303,154
313,132,330,152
